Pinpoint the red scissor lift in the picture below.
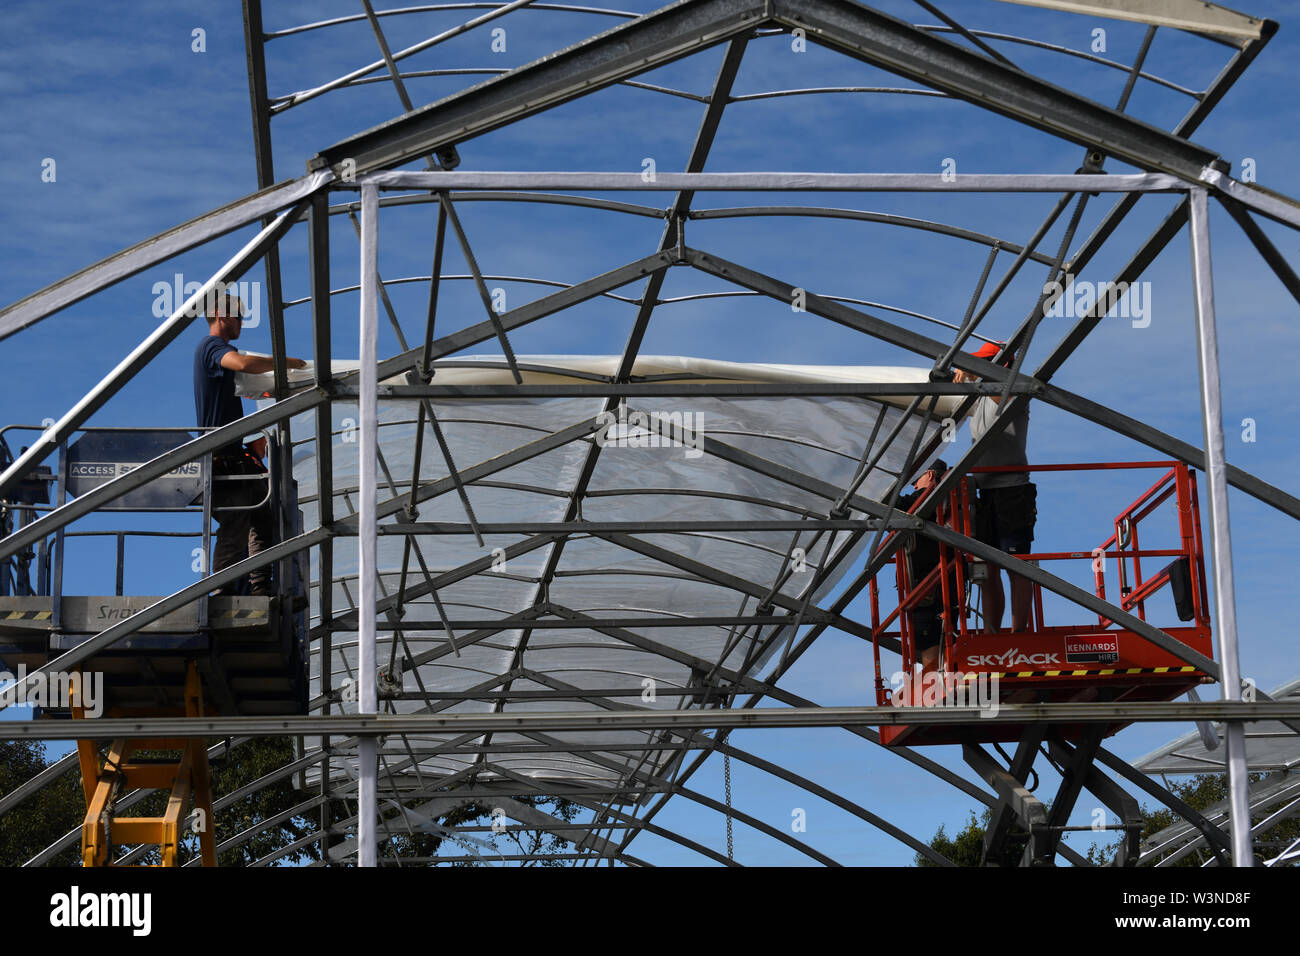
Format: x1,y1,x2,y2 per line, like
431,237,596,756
871,461,1214,747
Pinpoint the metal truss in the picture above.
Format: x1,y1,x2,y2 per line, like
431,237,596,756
4,0,1300,868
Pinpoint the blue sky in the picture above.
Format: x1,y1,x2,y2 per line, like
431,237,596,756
2,0,1299,865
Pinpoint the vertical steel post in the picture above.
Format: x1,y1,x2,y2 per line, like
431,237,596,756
1188,186,1252,866
52,440,67,630
309,190,336,859
358,182,379,867
199,450,211,632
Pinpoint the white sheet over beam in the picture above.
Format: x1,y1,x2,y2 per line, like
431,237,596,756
236,353,966,418
994,0,1266,44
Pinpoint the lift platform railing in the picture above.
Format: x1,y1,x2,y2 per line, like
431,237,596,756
0,420,311,723
0,422,295,614
870,460,1213,705
0,423,310,862
1091,462,1210,628
0,428,52,598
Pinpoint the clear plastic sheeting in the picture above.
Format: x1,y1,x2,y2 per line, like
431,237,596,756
1134,677,1300,774
243,356,952,790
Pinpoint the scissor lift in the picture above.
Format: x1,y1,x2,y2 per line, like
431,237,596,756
0,425,309,866
867,460,1216,865
871,461,1214,747
72,661,218,867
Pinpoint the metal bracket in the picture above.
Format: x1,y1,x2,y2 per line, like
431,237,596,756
673,214,687,263
434,144,461,170
377,662,404,699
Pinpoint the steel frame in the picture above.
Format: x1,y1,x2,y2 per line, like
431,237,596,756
4,0,1300,868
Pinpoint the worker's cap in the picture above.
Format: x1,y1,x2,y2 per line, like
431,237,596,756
971,340,1013,366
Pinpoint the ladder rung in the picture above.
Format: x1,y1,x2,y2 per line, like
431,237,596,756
118,764,182,790
110,818,174,844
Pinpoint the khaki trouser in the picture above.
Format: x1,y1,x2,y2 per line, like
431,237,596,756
212,452,274,593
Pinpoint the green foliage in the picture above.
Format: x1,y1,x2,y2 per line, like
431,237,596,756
377,795,581,866
0,736,586,867
206,736,320,867
491,795,580,867
1085,772,1300,866
0,740,83,866
0,737,327,867
919,772,1300,867
915,807,1028,867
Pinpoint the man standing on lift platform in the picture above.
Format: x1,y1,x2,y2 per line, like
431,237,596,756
192,291,307,596
953,341,1037,633
896,459,960,677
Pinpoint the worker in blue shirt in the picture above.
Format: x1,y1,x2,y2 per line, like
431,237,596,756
193,292,306,595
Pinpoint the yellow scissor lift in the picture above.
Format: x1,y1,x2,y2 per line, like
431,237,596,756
0,425,309,867
13,590,306,867
73,662,217,867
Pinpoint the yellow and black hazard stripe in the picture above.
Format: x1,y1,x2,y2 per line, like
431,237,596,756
987,665,1201,680
2,609,52,621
